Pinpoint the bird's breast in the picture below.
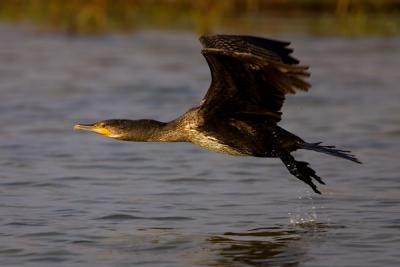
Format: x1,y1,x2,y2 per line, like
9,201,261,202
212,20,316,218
185,126,244,156
178,109,247,156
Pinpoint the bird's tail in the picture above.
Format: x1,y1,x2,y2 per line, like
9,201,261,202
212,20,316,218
302,142,361,164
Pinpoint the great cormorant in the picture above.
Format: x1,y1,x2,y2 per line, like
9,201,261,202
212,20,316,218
74,35,360,194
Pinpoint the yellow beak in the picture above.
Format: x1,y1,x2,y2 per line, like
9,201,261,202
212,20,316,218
74,123,96,132
73,123,110,136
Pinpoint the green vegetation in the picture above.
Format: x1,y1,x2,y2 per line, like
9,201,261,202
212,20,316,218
0,0,399,35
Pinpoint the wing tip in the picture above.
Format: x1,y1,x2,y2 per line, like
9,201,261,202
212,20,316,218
199,35,208,47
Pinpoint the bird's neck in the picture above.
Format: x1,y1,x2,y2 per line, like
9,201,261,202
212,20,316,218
119,119,185,142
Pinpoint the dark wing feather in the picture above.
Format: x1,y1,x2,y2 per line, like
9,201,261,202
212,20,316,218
238,35,299,64
199,35,310,124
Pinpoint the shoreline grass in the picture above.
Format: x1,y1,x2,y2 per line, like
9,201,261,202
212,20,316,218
0,0,399,35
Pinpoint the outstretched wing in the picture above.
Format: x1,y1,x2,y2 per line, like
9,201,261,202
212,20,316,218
199,35,310,124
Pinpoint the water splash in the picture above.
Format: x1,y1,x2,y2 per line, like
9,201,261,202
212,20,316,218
288,192,318,225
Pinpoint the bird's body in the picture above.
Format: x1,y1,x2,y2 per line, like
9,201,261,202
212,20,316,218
74,34,360,193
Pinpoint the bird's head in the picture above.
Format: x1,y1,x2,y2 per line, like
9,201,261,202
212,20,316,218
73,120,129,139
74,119,166,141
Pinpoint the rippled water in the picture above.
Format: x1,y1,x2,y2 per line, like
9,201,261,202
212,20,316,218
0,25,399,266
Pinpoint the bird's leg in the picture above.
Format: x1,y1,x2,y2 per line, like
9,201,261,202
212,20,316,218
279,152,325,194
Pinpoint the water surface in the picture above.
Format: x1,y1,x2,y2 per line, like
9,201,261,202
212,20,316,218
0,26,399,266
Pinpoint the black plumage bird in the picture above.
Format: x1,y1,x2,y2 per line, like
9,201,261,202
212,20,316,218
74,35,361,194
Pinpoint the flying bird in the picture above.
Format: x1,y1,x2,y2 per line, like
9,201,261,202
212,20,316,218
74,35,360,194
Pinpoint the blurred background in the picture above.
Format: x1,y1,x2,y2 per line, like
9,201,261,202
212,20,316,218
0,0,399,35
1,1,400,267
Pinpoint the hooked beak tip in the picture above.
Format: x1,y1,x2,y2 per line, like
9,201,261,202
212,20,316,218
73,123,95,132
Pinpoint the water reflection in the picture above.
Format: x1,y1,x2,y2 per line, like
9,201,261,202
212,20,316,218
205,223,329,267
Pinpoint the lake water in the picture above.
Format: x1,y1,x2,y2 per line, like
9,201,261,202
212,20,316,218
0,25,399,266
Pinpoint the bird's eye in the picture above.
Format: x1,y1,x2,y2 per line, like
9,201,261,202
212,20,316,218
99,122,106,127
